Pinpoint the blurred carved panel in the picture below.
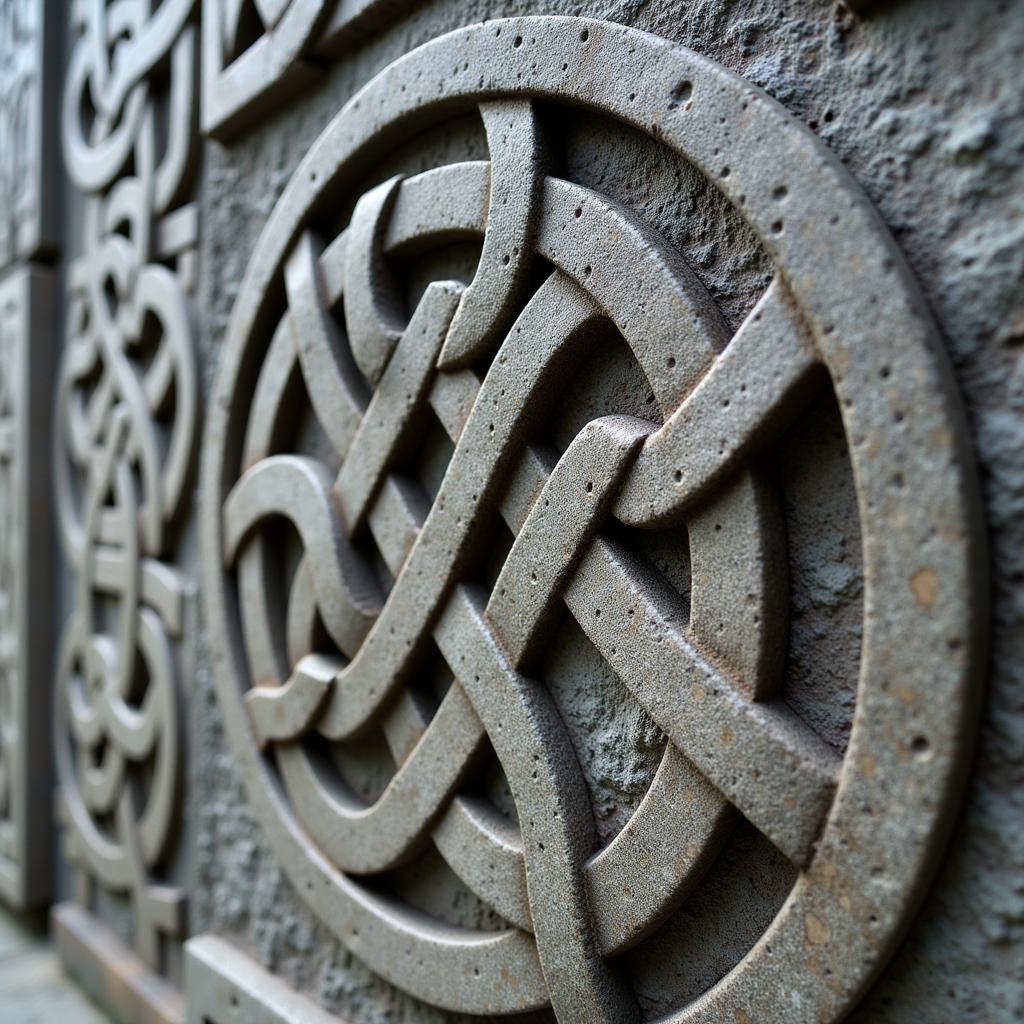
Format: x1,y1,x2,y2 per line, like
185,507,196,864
0,265,55,909
201,15,984,1024
54,0,200,1014
200,0,407,138
0,0,58,269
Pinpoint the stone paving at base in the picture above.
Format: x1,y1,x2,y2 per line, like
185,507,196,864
0,909,110,1023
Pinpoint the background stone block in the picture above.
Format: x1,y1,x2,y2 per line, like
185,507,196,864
0,263,56,911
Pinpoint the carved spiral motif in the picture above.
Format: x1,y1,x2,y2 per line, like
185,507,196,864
55,0,198,965
203,17,982,1022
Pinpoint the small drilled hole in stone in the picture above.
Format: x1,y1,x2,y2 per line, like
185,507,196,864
513,35,522,47
910,735,931,758
585,481,594,493
674,469,683,483
584,265,592,276
574,206,582,218
771,219,784,235
667,356,676,368
772,185,788,201
880,365,891,379
719,166,730,178
580,28,589,42
673,80,693,104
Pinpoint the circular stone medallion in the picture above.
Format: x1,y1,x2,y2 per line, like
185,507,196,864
202,17,984,1023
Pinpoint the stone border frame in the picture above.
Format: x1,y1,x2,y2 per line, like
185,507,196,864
53,902,185,1024
200,0,409,139
185,934,350,1024
202,15,987,1021
0,264,56,910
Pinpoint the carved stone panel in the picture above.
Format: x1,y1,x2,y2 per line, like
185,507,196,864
201,15,984,1023
0,264,55,910
0,0,58,268
54,0,200,1007
201,0,406,138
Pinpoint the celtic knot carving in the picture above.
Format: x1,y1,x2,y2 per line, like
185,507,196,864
55,0,199,968
201,0,408,137
203,17,982,1023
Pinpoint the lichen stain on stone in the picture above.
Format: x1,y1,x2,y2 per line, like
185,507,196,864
910,567,938,610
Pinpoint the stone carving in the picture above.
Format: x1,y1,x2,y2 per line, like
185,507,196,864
202,16,983,1022
55,0,199,977
0,266,55,909
0,0,57,268
186,934,349,1024
201,0,405,138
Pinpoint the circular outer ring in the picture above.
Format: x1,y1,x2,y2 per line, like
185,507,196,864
202,16,985,1021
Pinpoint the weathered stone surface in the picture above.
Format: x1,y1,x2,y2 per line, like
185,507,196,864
193,6,1017,1023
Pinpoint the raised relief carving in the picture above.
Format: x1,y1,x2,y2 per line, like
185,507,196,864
54,0,199,982
0,266,55,909
202,17,983,1022
201,0,405,138
0,0,58,267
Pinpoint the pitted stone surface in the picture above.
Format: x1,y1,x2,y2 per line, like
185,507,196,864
201,14,985,1023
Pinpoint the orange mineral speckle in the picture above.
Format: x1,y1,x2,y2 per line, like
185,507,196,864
805,912,831,947
896,684,918,705
910,567,938,610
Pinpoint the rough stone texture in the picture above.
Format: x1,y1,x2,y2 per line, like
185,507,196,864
192,2,1023,1022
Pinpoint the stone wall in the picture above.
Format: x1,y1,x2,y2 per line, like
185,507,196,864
1,1,1021,1023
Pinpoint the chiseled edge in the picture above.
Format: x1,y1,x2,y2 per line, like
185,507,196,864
0,265,56,910
53,902,185,1024
185,933,350,1024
